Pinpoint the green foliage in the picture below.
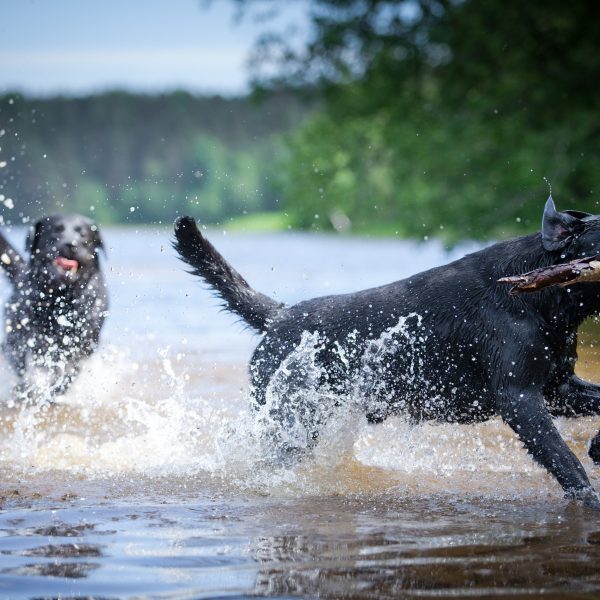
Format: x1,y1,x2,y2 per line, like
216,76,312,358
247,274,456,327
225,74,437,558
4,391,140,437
224,210,293,232
0,91,311,225
283,104,599,242
242,0,600,240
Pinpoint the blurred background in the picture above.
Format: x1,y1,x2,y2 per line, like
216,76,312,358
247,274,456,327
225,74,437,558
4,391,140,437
1,0,598,243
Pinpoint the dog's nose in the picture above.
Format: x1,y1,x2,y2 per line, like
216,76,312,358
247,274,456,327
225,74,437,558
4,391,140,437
58,241,78,257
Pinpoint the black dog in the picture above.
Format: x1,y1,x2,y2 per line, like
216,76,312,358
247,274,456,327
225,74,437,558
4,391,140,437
174,198,600,508
0,214,108,399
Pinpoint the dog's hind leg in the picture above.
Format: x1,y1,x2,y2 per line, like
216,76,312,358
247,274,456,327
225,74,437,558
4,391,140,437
250,334,348,466
253,366,339,465
545,373,600,465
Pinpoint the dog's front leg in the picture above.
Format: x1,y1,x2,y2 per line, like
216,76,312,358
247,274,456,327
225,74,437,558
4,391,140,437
547,374,600,416
589,432,600,465
496,385,600,509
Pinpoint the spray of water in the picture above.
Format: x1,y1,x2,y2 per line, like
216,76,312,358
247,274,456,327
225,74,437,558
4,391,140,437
0,313,597,501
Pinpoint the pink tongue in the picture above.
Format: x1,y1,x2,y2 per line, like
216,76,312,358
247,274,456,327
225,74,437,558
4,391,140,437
55,256,79,270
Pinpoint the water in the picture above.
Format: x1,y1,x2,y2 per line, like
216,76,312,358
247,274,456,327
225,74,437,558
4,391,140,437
1,228,599,598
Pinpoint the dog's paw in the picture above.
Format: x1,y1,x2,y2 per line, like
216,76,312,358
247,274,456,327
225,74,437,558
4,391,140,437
569,487,600,511
589,434,600,466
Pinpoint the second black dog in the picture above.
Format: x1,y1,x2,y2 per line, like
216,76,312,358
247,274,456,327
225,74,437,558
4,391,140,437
174,198,600,508
0,214,108,399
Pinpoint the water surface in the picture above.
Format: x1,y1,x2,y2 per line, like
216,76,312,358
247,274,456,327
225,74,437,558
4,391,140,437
1,229,599,598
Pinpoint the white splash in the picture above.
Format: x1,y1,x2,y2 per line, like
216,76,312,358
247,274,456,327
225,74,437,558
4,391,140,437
0,315,597,501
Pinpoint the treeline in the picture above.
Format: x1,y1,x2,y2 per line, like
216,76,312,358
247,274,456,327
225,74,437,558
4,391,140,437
0,90,313,225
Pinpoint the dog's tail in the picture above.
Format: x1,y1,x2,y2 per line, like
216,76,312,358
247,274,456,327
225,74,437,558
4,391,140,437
0,230,26,281
173,216,283,333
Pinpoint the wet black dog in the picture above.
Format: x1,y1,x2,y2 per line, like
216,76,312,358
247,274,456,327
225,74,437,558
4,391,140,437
0,214,108,399
174,198,600,508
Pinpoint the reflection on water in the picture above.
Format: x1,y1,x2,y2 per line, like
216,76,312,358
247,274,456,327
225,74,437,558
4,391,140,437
0,229,599,598
1,496,600,599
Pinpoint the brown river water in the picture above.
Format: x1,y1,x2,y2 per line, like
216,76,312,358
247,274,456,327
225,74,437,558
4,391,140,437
0,229,599,599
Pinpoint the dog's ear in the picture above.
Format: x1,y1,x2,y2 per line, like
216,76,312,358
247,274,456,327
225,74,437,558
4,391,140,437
25,220,43,255
541,196,583,251
90,224,105,256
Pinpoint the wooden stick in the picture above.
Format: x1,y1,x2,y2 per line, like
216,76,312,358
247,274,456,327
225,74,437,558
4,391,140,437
498,256,600,294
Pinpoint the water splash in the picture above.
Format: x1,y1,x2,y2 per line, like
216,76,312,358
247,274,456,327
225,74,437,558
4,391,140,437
0,323,597,501
0,346,230,477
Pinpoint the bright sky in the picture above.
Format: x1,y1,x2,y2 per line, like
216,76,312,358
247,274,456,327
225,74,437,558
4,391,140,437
0,0,308,96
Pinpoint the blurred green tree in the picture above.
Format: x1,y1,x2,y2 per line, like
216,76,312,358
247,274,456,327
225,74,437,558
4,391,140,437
237,0,600,240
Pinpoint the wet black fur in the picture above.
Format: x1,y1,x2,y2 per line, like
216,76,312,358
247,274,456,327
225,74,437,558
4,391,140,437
0,214,108,399
175,199,600,508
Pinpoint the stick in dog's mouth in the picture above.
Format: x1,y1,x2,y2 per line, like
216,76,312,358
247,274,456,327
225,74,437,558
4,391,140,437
54,256,79,276
498,255,600,294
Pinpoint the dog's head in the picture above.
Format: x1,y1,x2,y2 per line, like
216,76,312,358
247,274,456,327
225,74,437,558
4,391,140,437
542,197,600,259
26,214,104,283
